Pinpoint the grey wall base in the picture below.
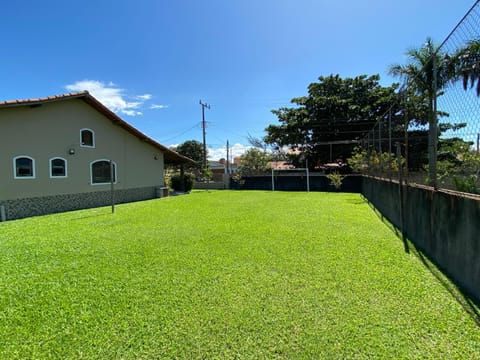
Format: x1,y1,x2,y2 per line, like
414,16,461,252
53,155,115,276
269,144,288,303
362,176,480,303
0,186,158,221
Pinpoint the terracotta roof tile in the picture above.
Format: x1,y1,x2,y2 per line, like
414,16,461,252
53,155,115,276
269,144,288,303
0,91,90,107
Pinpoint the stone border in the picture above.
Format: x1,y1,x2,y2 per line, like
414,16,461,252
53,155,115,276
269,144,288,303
0,186,158,221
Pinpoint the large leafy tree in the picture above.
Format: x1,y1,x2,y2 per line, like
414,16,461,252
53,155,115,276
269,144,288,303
174,140,205,169
236,148,271,176
265,74,399,166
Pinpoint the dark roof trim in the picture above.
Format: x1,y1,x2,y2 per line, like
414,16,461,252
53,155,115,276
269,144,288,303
0,91,195,165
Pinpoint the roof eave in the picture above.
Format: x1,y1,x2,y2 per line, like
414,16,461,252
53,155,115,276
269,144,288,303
0,91,196,166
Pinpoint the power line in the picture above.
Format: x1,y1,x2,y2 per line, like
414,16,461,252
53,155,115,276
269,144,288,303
159,122,201,143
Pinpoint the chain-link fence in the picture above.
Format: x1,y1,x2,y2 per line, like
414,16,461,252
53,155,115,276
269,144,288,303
355,1,480,194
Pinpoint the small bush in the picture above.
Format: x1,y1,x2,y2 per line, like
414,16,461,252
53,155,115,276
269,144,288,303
327,172,344,190
170,173,195,192
453,175,478,194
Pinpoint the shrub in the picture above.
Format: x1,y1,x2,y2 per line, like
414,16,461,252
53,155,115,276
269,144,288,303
326,172,344,190
453,175,478,194
170,173,195,192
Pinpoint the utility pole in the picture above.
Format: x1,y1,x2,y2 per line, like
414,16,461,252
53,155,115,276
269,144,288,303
199,100,210,170
226,140,230,174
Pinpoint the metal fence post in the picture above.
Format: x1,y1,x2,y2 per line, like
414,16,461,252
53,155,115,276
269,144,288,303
429,56,438,189
396,142,407,250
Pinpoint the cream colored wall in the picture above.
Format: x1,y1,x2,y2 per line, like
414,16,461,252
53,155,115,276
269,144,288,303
0,99,165,200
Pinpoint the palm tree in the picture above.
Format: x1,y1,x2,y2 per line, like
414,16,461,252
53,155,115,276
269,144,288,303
452,39,480,95
388,37,453,188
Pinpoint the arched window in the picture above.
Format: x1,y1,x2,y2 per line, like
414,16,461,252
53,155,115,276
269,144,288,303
80,128,95,147
13,156,35,179
91,160,116,184
50,157,67,178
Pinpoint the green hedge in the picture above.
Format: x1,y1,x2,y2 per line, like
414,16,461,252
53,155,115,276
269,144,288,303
170,173,195,192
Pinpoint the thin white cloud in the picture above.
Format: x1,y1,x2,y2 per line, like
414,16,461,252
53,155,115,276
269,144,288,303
136,94,152,101
207,143,251,160
150,104,169,109
125,101,141,109
65,80,154,117
123,110,143,116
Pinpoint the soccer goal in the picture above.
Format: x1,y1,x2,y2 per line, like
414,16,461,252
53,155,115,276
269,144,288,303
271,167,310,192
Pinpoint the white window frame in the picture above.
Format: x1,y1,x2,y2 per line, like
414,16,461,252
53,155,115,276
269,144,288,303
49,157,68,178
13,156,36,179
90,159,117,185
80,128,95,148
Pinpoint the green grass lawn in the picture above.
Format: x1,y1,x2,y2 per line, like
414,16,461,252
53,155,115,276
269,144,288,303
0,190,479,359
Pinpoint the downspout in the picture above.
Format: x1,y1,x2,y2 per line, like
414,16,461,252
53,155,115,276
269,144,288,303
0,205,6,222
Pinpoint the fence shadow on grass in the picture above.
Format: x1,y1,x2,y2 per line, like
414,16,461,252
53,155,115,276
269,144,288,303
345,198,366,205
361,195,410,253
360,195,480,327
410,242,480,327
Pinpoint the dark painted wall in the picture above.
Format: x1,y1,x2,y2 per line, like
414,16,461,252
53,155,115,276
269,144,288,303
363,176,480,302
231,174,362,193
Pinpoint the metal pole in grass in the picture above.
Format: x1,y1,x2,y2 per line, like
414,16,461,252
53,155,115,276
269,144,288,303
110,160,115,214
271,168,275,191
306,158,310,192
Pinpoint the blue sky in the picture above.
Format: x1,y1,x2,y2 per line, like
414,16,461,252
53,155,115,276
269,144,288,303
1,0,476,159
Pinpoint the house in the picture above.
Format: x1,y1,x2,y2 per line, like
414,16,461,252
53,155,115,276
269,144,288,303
0,91,193,220
218,158,238,174
269,161,295,170
208,161,227,182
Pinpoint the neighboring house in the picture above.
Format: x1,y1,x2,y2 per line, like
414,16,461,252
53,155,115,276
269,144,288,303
208,160,227,182
217,158,238,174
269,161,295,170
208,159,238,182
0,91,193,220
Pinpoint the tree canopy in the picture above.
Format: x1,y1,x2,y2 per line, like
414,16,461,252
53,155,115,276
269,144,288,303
263,37,480,177
235,148,271,177
451,39,480,96
264,74,400,166
174,140,204,169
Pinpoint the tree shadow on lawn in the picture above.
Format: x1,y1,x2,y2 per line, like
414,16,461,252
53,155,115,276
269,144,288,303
360,196,480,327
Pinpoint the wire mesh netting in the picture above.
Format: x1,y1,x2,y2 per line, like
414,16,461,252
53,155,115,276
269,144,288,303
356,1,480,194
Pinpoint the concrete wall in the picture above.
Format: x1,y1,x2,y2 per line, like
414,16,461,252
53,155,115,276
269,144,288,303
362,176,480,302
0,186,158,221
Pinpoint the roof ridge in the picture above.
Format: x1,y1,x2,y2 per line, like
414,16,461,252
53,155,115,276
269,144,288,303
0,90,90,106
